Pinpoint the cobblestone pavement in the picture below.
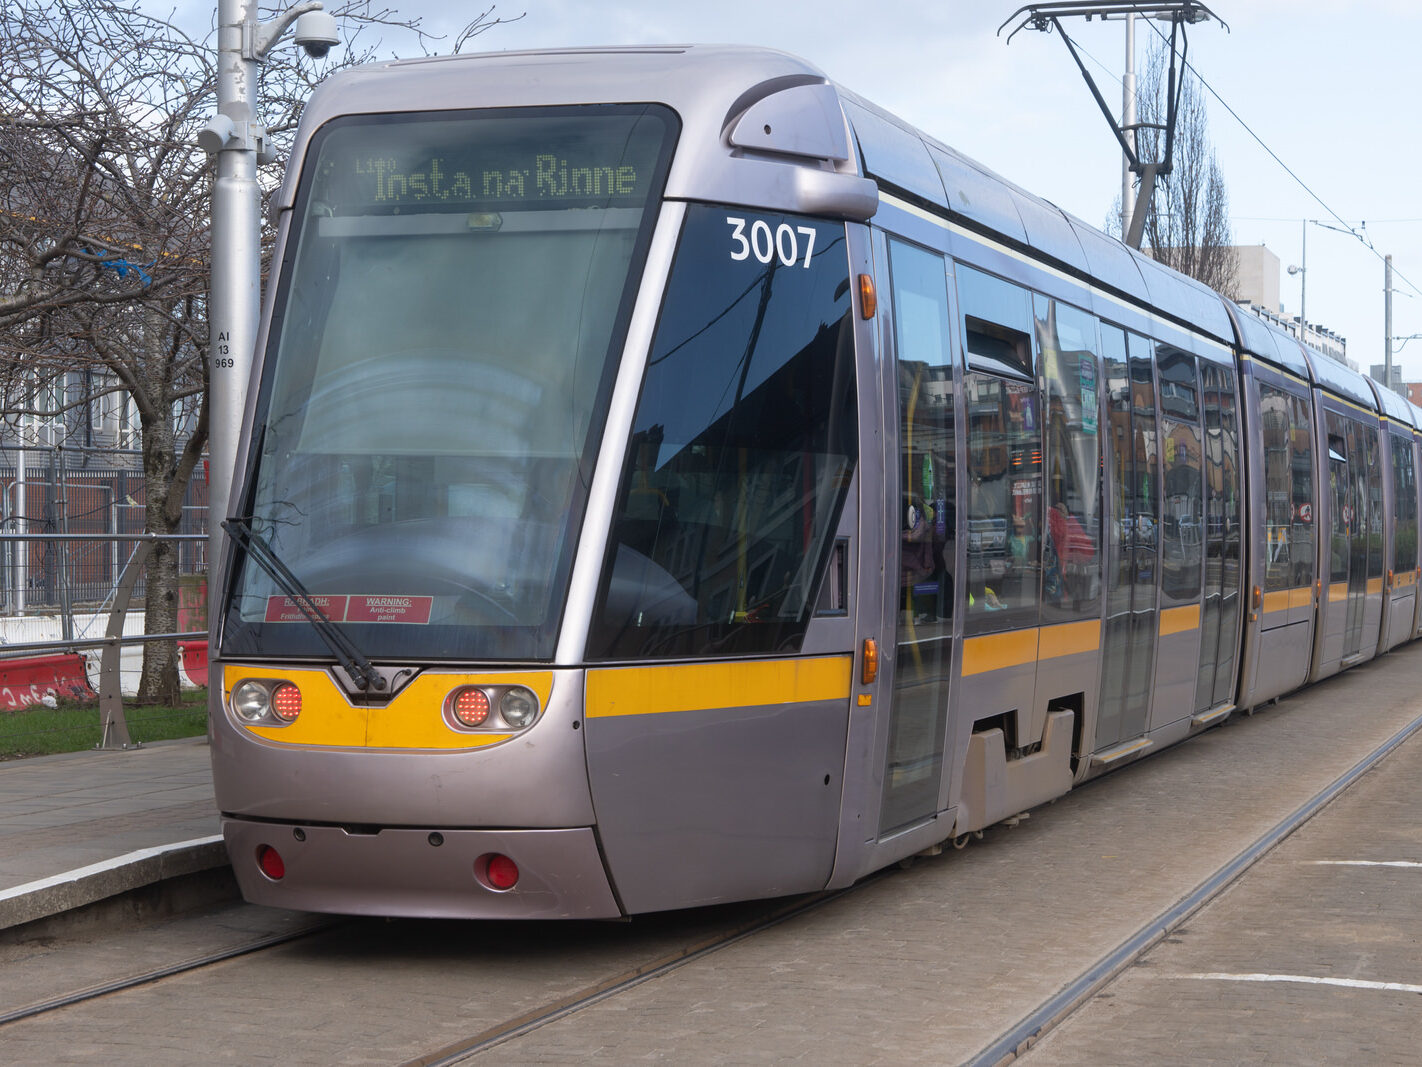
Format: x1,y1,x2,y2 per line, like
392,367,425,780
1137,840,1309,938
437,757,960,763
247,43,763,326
0,737,220,927
2,646,1421,1063
1021,707,1422,1066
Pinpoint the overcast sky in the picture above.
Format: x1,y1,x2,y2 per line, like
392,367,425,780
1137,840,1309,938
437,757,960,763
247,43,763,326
193,1,1422,378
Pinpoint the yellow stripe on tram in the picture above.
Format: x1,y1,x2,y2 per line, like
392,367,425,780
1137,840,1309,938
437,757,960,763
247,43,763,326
1262,590,1290,615
962,628,1039,676
585,656,853,718
1038,620,1101,661
1159,604,1201,637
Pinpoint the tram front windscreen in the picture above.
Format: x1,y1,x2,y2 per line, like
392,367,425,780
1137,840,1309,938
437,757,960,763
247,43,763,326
221,106,677,662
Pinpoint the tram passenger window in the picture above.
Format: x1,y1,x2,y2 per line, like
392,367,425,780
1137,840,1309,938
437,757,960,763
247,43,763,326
1393,433,1418,573
1327,429,1350,584
1366,428,1385,579
1036,296,1101,621
587,205,856,659
1288,394,1316,590
1259,385,1294,591
1157,347,1203,605
957,265,1033,380
965,373,1040,631
892,242,956,628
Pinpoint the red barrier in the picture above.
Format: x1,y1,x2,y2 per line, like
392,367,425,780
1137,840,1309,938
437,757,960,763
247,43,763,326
0,653,96,710
179,641,209,688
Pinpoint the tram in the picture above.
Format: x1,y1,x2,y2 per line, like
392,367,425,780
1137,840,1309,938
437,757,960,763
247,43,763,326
210,45,1422,919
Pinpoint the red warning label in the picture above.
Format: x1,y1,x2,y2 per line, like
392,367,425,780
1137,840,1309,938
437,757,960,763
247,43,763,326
347,595,433,624
265,595,348,623
263,594,432,624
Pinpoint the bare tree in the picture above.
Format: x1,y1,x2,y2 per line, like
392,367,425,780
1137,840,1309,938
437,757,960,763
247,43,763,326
1133,39,1238,297
0,1,518,703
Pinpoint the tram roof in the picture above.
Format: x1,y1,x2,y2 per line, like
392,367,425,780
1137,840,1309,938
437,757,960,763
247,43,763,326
837,88,1236,346
1299,344,1380,412
275,45,878,224
285,44,1236,349
1367,375,1418,427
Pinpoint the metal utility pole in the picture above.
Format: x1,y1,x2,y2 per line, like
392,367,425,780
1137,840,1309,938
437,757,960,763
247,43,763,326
200,0,334,618
1386,254,1394,393
1121,13,1136,239
1001,0,1227,250
1287,220,1307,340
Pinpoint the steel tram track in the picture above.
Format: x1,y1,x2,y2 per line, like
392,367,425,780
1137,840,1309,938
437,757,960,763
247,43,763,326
0,917,348,1028
7,709,1417,1057
404,706,1422,1065
401,878,889,1067
971,706,1422,1066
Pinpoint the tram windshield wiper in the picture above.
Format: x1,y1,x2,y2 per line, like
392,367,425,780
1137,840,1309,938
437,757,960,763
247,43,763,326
222,517,387,692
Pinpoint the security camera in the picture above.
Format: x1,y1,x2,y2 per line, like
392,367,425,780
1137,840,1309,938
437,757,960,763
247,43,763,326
293,11,339,59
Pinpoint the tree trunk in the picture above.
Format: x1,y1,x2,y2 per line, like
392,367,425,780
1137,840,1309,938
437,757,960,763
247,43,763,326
137,305,184,706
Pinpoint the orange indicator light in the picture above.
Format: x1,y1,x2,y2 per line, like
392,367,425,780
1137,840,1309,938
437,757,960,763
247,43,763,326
858,274,877,320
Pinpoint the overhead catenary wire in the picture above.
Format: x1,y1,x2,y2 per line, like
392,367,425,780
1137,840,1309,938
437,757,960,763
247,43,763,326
1131,17,1422,301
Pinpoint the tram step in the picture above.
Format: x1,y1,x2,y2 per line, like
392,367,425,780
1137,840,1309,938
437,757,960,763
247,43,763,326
1190,704,1235,728
1090,737,1154,767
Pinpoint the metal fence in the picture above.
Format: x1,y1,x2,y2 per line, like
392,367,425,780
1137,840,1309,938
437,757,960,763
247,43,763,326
0,453,209,615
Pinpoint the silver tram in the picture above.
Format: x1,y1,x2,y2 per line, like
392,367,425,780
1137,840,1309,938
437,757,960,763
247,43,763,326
211,45,1422,919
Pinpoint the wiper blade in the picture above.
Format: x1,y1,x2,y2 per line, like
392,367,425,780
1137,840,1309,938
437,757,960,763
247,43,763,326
223,517,387,692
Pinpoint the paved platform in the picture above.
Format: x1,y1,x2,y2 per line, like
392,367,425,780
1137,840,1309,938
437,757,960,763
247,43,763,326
0,738,223,930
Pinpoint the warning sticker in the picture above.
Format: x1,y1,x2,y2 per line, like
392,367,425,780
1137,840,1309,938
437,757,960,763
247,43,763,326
263,594,433,625
347,595,434,625
265,595,348,623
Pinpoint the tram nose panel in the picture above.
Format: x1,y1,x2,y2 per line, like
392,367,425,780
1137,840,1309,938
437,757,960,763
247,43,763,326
210,665,596,829
222,820,621,920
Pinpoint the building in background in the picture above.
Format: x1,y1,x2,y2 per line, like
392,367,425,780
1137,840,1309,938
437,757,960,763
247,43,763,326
1228,243,1353,370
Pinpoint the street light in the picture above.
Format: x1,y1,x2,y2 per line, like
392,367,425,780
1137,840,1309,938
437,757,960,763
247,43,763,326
200,0,337,623
1286,220,1309,341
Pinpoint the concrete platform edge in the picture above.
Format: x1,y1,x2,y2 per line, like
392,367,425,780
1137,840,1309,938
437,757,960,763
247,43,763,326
0,835,227,931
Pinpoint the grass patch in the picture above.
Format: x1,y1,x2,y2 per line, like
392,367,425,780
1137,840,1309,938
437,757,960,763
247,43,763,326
0,689,207,760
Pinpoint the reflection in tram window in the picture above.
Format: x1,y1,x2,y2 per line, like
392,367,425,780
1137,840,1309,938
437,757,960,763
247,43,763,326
588,205,855,658
1366,428,1385,581
958,266,1038,630
882,239,956,835
958,264,1034,380
1260,384,1315,592
1327,429,1350,584
1195,362,1242,713
1157,347,1203,606
1036,295,1101,622
1393,432,1418,573
1289,393,1316,590
965,374,1041,630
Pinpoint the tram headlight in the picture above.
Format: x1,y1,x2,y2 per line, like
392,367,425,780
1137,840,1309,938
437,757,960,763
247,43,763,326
232,680,272,723
500,687,538,728
444,684,541,732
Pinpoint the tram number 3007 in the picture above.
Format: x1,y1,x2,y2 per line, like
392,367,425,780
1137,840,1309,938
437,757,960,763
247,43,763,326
726,216,818,268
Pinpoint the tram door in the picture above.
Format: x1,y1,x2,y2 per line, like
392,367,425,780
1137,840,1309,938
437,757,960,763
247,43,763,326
1096,330,1159,750
1319,409,1372,670
879,239,956,835
1384,429,1418,650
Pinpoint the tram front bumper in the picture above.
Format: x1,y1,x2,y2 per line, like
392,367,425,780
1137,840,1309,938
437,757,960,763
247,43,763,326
222,818,622,920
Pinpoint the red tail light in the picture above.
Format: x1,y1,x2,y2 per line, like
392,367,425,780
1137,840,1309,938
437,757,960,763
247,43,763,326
257,845,285,880
480,853,519,891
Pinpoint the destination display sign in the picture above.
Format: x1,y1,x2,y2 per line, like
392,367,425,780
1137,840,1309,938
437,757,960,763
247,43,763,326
310,109,672,213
